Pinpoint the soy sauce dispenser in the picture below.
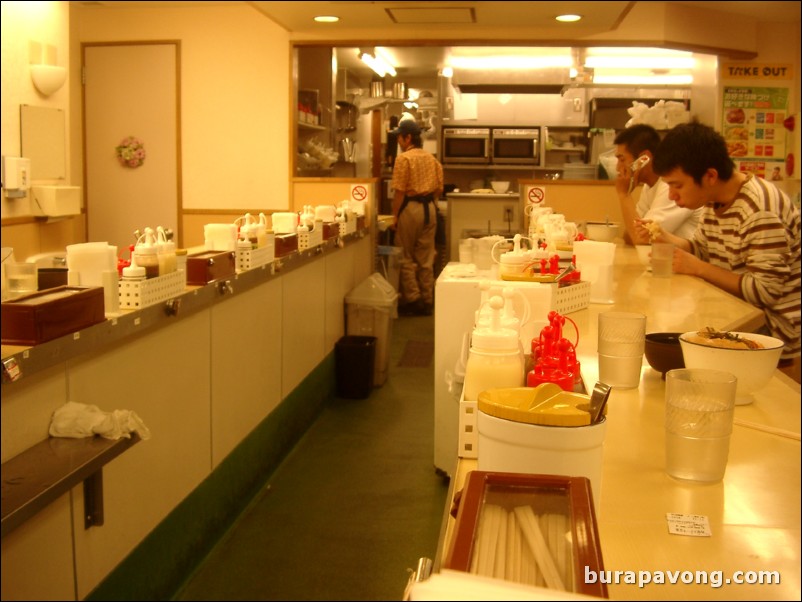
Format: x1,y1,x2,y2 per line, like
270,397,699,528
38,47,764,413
527,310,580,392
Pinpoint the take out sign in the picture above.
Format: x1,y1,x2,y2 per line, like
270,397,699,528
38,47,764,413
721,63,793,80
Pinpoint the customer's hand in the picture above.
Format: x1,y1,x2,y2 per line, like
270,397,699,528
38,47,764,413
672,247,706,276
632,219,655,245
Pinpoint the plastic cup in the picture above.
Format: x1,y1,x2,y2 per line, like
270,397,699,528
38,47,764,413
598,352,643,389
5,262,38,297
651,242,673,278
665,368,737,482
598,311,646,357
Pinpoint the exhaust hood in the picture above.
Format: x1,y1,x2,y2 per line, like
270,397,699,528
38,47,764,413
451,66,572,95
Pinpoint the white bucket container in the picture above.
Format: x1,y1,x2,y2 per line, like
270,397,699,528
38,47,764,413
477,411,606,510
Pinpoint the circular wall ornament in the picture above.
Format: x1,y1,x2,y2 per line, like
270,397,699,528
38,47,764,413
116,136,146,168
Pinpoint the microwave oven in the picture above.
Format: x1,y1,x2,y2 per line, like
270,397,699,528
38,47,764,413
442,128,491,164
491,128,540,165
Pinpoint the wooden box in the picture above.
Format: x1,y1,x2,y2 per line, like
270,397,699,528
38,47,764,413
322,223,339,240
185,250,236,286
1,286,105,346
445,471,607,598
274,234,298,258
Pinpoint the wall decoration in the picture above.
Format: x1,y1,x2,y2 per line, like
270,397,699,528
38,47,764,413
115,136,146,168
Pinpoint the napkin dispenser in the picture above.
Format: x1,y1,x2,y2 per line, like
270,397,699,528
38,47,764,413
1,286,105,346
185,250,236,286
445,471,607,598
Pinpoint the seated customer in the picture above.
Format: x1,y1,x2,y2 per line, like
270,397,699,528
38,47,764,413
648,120,801,365
614,124,702,245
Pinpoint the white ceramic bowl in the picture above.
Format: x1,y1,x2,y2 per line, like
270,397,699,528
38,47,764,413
490,181,510,194
585,222,620,242
678,331,784,405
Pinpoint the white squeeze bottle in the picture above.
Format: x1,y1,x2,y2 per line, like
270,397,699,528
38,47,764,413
462,295,524,402
156,226,177,275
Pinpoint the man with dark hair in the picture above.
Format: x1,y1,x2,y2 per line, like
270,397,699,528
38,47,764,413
650,120,800,365
614,124,701,244
391,118,443,316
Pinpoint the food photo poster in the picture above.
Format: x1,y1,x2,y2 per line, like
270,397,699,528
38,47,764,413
720,62,794,180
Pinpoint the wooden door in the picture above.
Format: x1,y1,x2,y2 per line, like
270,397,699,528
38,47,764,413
83,43,180,254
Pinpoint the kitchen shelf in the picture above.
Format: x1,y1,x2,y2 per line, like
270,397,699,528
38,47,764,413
299,122,327,131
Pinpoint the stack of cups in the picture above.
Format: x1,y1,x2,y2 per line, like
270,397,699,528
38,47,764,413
597,311,646,389
573,240,616,304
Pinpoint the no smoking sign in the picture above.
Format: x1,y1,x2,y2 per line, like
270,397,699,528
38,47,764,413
350,184,368,202
527,186,546,205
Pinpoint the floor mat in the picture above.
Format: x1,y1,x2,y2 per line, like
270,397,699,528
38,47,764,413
398,340,434,368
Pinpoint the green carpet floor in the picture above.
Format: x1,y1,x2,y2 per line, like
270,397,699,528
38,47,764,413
173,313,448,601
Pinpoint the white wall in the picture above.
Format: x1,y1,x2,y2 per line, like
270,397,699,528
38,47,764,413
1,1,71,218
70,3,291,212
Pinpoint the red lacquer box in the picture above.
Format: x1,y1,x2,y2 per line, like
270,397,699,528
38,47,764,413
1,286,105,346
185,250,236,286
445,471,608,598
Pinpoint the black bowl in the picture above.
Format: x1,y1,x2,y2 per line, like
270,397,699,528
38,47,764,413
644,332,685,379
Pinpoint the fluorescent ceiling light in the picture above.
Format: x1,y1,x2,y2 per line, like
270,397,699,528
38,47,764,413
449,54,572,70
592,74,693,85
314,15,339,23
556,14,582,22
359,48,396,78
585,56,695,69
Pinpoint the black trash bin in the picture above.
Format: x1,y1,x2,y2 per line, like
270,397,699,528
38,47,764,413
335,335,377,399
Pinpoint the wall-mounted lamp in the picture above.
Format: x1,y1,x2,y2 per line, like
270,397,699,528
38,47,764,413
359,48,396,78
30,64,67,96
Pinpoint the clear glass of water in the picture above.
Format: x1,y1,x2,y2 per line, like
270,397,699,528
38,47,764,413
665,368,737,482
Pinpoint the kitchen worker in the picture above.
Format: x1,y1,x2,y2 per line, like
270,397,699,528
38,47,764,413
650,120,801,369
614,124,701,245
391,118,443,316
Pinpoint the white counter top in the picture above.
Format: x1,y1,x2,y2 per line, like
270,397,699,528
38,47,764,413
435,247,801,600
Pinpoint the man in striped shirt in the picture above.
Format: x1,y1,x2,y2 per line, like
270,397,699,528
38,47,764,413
648,121,800,369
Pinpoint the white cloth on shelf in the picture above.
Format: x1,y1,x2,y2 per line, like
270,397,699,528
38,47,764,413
49,401,151,440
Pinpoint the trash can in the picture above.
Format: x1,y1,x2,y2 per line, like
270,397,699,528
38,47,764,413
345,272,398,386
335,335,376,399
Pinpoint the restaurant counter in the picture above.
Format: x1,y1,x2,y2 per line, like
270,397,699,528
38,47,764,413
434,246,801,600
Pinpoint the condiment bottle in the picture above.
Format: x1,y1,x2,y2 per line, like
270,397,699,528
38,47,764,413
133,228,160,279
463,296,524,402
156,226,177,275
121,254,146,281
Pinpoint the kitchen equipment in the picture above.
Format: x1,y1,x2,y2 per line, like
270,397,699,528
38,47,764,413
370,81,384,98
341,137,357,162
442,127,491,164
589,382,612,424
679,330,784,405
490,128,540,165
644,332,685,378
392,82,407,99
1,286,105,346
584,221,620,242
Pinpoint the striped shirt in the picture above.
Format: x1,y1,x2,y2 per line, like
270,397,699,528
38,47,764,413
689,174,801,359
391,148,443,197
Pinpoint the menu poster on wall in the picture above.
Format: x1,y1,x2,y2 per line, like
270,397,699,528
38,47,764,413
720,62,793,180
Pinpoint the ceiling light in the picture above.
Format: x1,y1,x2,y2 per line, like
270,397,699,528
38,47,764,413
585,56,695,69
556,14,582,22
359,48,396,78
313,15,339,23
592,74,693,85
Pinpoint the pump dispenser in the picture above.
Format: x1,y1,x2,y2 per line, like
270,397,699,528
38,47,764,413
133,228,160,278
496,234,534,277
463,296,525,401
